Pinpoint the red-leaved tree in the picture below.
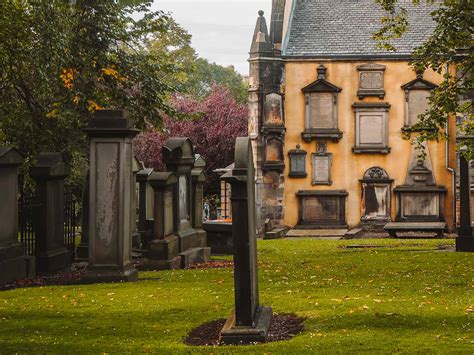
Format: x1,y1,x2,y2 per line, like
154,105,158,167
134,85,248,193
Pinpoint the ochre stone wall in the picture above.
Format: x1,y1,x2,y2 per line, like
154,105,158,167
283,60,457,229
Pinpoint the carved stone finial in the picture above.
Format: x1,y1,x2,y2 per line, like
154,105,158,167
317,64,327,80
415,68,424,79
258,10,264,16
296,144,301,150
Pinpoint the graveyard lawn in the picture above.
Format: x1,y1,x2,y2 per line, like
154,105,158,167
0,239,473,353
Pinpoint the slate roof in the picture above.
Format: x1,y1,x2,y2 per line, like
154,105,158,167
283,0,438,58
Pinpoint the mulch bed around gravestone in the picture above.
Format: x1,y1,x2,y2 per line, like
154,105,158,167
184,313,305,346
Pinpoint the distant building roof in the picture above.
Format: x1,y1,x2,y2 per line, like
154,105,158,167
283,0,438,59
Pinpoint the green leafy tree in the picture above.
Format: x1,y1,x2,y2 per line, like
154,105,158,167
0,0,178,187
374,0,473,153
185,58,248,103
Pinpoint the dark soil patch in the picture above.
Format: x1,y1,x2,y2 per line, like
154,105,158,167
1,268,87,291
184,313,305,346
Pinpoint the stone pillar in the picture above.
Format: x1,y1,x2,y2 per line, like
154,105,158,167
220,137,272,344
0,148,29,287
75,175,89,261
147,172,181,269
137,168,154,247
457,150,474,252
192,154,207,247
83,110,139,282
131,157,141,249
30,153,71,272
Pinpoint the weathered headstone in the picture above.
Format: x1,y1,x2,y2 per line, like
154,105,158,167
30,153,71,272
457,141,474,252
163,138,210,268
220,137,272,344
0,148,29,287
137,168,154,246
83,110,139,282
131,157,141,249
191,154,207,247
147,172,181,269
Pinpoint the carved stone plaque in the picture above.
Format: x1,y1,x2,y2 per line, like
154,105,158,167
179,175,188,222
164,191,174,236
360,72,383,89
362,184,389,218
303,197,338,222
264,93,283,126
408,90,430,126
401,193,438,217
309,93,334,129
265,139,282,162
359,114,383,145
312,154,331,184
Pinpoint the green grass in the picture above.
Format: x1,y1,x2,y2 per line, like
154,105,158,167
0,239,472,354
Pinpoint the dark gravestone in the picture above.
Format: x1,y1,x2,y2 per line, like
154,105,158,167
457,144,474,252
220,137,272,344
30,153,71,272
82,110,139,283
137,168,154,247
0,148,29,287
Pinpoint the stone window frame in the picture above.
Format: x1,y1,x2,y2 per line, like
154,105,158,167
357,63,386,100
352,102,391,154
401,73,437,131
288,144,307,178
301,65,343,142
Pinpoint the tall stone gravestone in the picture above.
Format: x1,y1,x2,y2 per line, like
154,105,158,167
30,153,71,272
220,137,272,344
147,171,181,269
163,138,210,268
457,141,474,252
191,154,207,247
83,110,139,282
0,148,29,287
137,167,154,247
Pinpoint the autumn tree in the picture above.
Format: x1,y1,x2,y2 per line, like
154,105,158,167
0,0,178,186
374,0,473,153
135,85,248,193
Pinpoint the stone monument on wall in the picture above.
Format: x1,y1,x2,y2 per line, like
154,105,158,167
83,110,139,282
0,148,30,287
30,153,71,272
220,137,272,344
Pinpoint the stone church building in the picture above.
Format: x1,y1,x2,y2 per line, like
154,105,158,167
248,0,456,232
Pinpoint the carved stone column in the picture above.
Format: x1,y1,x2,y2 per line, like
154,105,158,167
82,110,139,282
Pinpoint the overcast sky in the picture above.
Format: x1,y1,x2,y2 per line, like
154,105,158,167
152,0,272,75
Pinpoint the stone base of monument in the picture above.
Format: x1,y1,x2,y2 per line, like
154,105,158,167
82,266,138,284
179,247,211,268
456,237,474,252
148,236,179,260
36,247,71,273
137,256,182,271
75,243,89,261
220,307,273,345
177,229,198,251
0,244,29,287
196,229,207,248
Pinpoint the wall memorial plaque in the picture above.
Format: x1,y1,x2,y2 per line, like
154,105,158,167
352,102,391,154
264,93,283,126
312,154,331,185
357,63,386,99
